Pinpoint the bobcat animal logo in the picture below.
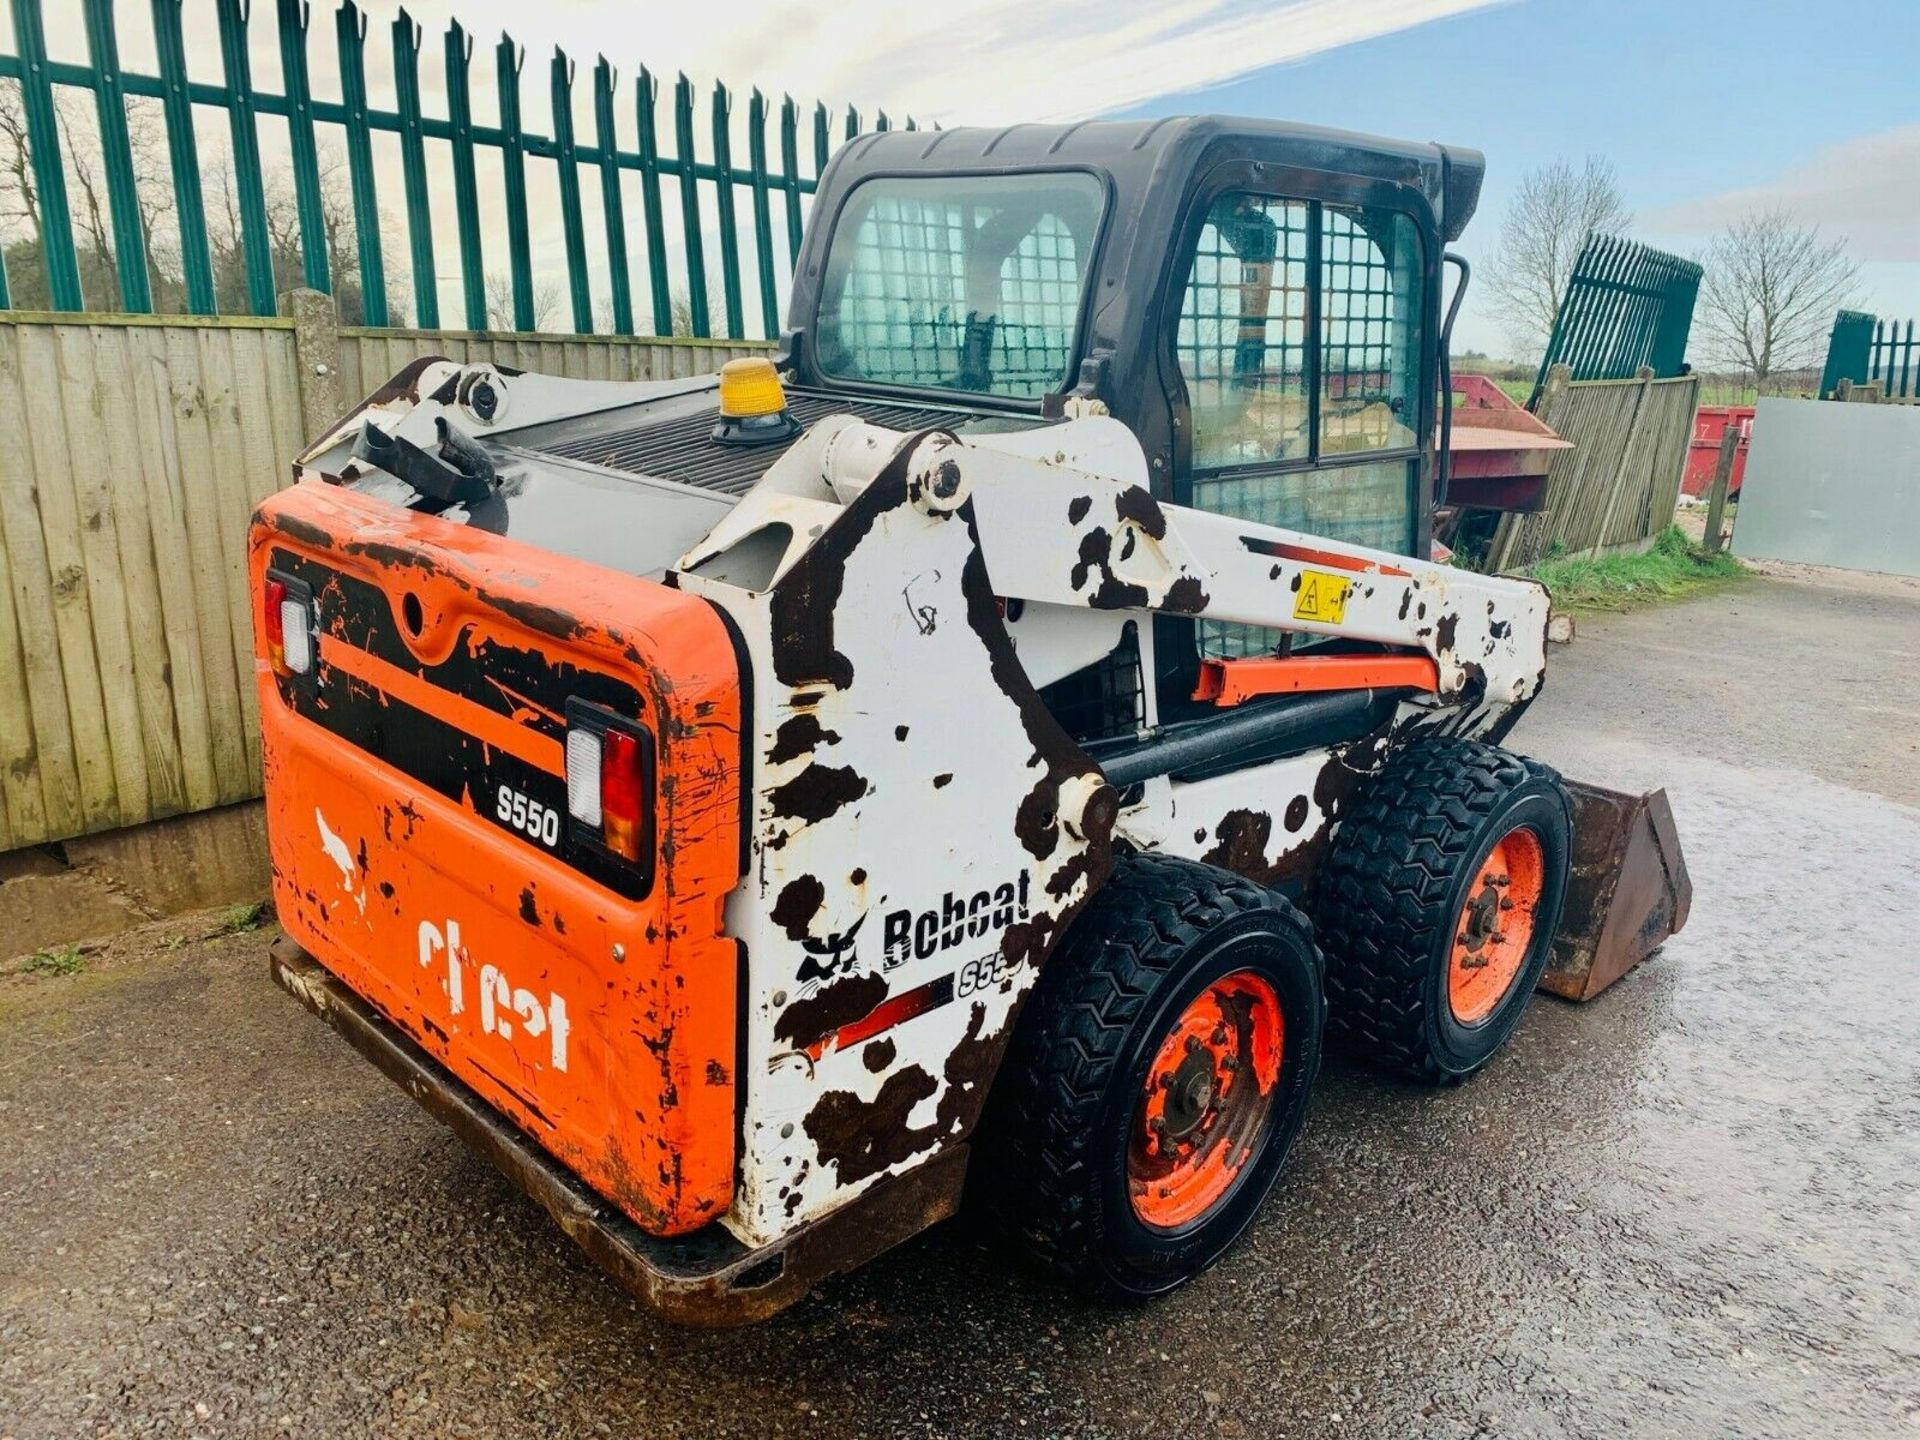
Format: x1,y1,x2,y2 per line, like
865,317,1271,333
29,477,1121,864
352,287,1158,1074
796,910,868,983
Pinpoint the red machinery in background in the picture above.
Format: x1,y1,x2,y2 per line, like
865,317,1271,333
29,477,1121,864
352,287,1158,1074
1682,406,1754,498
1442,373,1573,516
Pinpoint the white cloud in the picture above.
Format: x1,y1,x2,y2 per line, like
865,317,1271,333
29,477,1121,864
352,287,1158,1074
314,0,1506,128
28,0,1504,126
1642,124,1920,263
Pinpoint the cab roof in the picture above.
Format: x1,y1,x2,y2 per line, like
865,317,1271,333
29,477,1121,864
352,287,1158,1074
814,117,1485,243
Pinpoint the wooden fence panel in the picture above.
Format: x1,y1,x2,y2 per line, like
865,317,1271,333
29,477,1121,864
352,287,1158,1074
0,312,766,853
0,327,80,844
331,329,769,406
123,325,219,817
1487,367,1701,572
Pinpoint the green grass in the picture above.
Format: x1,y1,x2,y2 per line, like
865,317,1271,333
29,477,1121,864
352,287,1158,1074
1524,526,1748,613
22,943,85,976
216,900,269,934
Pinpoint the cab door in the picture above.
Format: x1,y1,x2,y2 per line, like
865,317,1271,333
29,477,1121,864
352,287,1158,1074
1155,162,1438,673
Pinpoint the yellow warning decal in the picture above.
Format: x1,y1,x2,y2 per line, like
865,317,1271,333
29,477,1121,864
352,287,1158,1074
1292,569,1352,624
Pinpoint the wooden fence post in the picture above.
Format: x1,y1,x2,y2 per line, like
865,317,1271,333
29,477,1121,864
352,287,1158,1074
1533,362,1573,422
1589,365,1655,556
1702,421,1738,553
283,287,342,443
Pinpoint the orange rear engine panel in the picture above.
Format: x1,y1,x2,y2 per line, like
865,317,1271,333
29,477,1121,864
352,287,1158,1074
250,482,742,1236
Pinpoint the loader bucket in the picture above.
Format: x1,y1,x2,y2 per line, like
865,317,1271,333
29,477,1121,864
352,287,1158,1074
1538,782,1691,1003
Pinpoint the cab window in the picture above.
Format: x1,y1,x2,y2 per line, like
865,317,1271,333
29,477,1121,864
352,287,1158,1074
815,173,1105,401
1320,205,1422,457
1173,191,1426,657
1175,192,1425,552
1175,195,1313,466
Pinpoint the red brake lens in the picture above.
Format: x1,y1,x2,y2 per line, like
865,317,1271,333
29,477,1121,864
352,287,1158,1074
600,728,645,862
264,578,288,673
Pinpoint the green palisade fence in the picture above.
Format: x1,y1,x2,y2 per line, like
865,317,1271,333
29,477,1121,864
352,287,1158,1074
0,0,915,338
1531,233,1702,401
1821,310,1918,401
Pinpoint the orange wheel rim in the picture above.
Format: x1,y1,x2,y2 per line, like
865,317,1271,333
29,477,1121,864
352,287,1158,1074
1128,970,1284,1230
1447,825,1546,1024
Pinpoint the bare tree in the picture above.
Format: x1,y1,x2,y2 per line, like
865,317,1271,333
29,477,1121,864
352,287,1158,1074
1485,157,1633,360
1695,208,1863,383
201,145,408,323
0,83,40,237
669,278,727,338
485,270,564,332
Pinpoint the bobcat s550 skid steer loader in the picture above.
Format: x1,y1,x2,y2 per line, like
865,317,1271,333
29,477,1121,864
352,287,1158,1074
256,117,1690,1325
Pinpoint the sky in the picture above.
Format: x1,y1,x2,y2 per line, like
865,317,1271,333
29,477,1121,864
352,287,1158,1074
1116,0,1920,355
9,0,1918,358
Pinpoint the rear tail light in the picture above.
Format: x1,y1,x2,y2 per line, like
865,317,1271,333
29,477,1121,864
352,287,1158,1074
565,729,603,826
564,700,654,889
599,730,645,862
264,572,314,677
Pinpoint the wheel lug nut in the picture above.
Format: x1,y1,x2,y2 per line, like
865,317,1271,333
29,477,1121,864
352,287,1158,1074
1500,898,1515,911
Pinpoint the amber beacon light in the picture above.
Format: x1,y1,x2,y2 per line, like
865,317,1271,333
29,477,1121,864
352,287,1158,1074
711,356,802,444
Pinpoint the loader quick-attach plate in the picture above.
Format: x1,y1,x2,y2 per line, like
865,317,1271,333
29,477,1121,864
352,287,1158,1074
269,937,968,1327
1539,783,1692,1003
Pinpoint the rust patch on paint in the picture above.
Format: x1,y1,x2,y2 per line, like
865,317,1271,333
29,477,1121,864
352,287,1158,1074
1164,575,1211,613
768,712,840,765
803,1006,998,1185
803,1066,938,1185
771,874,825,942
768,764,867,824
1201,809,1274,874
1114,485,1168,540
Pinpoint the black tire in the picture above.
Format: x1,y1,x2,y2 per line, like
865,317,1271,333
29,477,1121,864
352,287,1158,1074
1315,737,1572,1083
976,853,1324,1302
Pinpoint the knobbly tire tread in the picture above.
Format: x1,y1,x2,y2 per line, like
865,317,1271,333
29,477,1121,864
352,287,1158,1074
1314,736,1570,1084
976,853,1322,1301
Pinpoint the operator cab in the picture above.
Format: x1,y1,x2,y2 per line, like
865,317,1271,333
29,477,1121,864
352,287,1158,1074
780,117,1484,727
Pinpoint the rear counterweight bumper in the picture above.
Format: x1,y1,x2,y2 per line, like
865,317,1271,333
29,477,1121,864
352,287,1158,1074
269,936,967,1327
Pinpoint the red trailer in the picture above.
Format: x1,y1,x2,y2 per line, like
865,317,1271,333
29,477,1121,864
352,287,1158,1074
1442,373,1573,513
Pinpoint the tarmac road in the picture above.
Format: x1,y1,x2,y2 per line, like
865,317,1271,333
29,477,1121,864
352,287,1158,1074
4,563,1918,1440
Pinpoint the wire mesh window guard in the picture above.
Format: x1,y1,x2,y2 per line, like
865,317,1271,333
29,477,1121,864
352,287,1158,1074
1319,206,1419,456
1176,192,1423,659
814,172,1105,400
1176,196,1312,467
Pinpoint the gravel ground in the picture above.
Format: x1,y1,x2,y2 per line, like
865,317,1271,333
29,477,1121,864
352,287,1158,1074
3,563,1917,1440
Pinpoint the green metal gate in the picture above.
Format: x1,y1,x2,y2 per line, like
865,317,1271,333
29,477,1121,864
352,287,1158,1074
1821,310,1918,400
1531,232,1701,401
0,0,914,339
